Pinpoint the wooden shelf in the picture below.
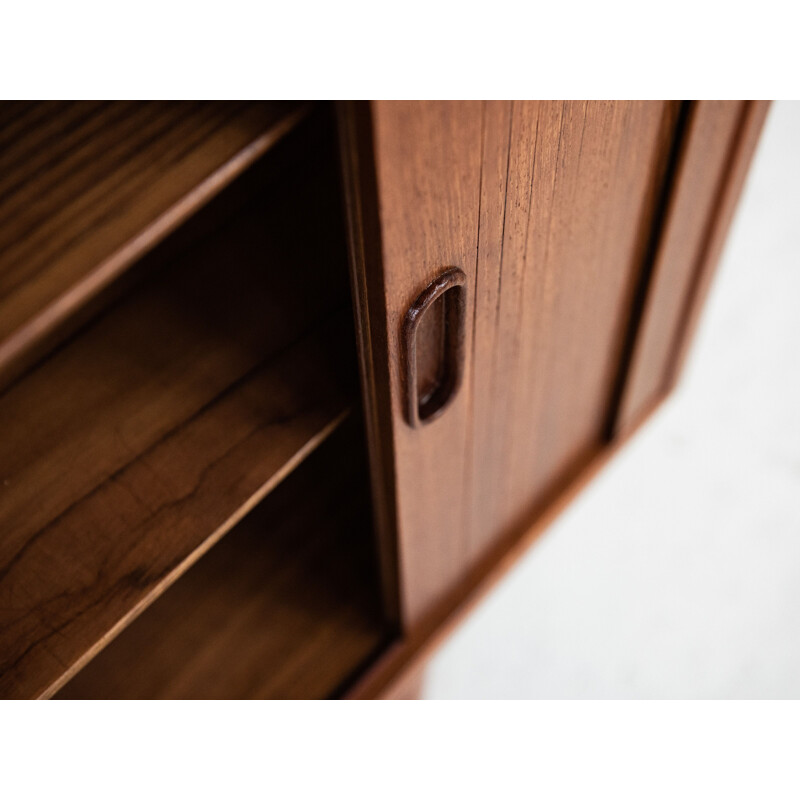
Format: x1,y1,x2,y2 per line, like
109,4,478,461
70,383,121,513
56,422,388,700
0,136,356,699
0,101,307,388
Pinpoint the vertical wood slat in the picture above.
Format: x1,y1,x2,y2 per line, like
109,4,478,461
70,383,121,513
343,102,679,626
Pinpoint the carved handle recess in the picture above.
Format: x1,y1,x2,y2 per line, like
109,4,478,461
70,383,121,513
402,267,467,428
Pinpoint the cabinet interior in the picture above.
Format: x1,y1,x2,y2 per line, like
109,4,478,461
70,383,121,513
0,102,393,700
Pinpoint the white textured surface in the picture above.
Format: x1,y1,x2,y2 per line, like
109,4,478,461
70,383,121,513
423,101,800,698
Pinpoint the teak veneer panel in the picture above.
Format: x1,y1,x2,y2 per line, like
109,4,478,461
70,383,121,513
342,101,680,625
0,101,306,389
0,150,355,699
56,423,387,700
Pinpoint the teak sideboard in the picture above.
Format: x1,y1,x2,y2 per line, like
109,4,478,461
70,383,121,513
0,100,768,699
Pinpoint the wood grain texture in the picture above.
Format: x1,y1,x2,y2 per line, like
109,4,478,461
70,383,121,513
613,101,766,433
342,101,680,625
0,101,307,390
0,142,356,699
56,421,387,700
345,392,670,699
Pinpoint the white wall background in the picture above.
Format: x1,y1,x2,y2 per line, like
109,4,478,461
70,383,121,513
423,101,800,699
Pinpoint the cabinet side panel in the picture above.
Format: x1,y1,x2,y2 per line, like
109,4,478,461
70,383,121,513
666,101,770,385
614,101,765,433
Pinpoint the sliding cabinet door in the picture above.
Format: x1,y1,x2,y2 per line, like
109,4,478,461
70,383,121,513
341,101,685,625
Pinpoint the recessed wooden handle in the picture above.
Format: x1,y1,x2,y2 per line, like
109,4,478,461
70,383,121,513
402,267,467,428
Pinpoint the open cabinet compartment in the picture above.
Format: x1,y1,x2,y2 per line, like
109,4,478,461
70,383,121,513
0,102,394,699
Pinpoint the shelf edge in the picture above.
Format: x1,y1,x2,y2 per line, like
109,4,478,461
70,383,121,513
39,407,349,700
